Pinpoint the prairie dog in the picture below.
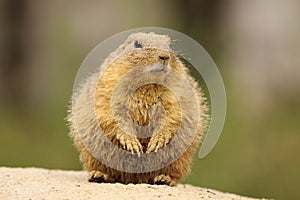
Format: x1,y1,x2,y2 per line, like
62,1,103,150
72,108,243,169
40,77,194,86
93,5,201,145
68,32,208,186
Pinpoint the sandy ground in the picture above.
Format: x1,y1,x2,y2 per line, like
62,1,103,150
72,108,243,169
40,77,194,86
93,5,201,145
0,167,264,200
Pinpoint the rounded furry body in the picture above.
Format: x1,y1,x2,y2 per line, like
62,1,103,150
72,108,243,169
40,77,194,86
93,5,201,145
68,33,208,186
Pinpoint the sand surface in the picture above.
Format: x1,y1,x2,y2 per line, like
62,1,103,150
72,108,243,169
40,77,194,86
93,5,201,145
0,167,263,200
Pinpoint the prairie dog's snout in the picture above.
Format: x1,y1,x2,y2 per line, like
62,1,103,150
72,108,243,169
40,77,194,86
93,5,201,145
148,63,168,73
159,52,170,66
159,55,169,61
149,52,170,73
159,52,169,62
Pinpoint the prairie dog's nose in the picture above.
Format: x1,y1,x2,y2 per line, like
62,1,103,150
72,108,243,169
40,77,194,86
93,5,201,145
159,55,169,61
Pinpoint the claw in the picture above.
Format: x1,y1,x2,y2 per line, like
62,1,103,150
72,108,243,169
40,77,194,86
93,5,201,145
146,141,156,153
147,133,172,153
164,138,170,146
119,135,125,148
116,133,143,155
126,142,133,152
155,141,163,152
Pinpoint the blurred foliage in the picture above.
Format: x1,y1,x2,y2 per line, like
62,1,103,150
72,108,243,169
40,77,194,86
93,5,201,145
182,73,300,199
1,0,300,199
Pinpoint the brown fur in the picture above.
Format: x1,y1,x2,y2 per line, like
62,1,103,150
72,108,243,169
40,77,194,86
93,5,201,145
67,32,208,186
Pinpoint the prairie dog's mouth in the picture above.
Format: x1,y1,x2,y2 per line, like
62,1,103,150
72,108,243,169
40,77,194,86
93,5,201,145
147,63,169,73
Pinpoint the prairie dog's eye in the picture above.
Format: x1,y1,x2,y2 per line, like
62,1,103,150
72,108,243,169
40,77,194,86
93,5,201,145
134,41,143,48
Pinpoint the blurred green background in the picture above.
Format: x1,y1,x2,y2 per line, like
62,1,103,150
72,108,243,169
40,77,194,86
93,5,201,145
1,0,299,199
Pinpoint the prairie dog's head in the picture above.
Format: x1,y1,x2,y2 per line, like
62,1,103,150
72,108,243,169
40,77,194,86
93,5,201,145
111,32,172,59
101,32,186,84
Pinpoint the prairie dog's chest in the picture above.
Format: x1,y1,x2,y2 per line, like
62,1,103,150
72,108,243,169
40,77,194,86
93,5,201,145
127,84,166,126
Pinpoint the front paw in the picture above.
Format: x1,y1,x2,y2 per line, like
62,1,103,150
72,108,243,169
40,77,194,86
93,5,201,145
146,133,171,153
116,133,143,156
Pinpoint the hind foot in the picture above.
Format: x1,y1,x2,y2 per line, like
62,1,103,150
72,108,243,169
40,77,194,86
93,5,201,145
88,170,109,183
154,174,176,186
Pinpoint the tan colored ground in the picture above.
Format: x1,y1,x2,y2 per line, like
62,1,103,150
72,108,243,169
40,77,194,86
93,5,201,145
0,167,264,200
